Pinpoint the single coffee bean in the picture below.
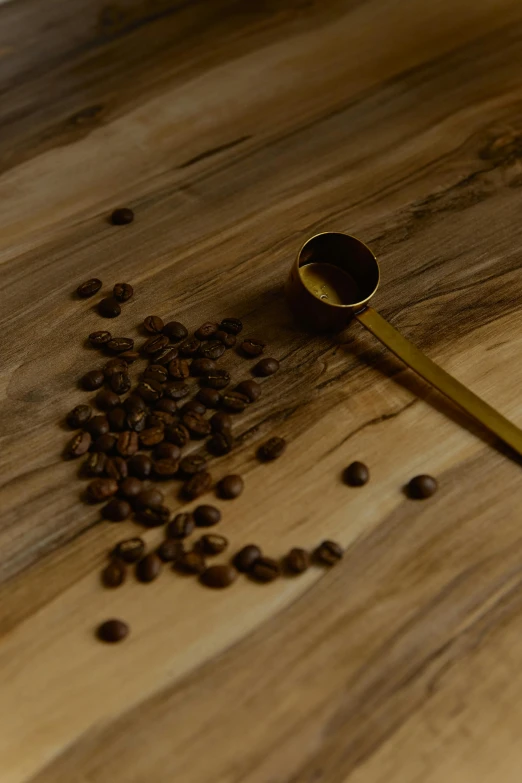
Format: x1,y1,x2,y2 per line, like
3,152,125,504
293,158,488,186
250,557,281,582
123,394,146,414
407,474,438,499
240,338,265,357
190,357,216,377
106,337,134,354
89,330,112,346
198,340,225,360
102,560,126,588
83,451,107,477
120,350,140,363
98,296,121,318
112,537,145,563
196,387,221,408
102,498,131,521
182,471,212,500
104,456,128,481
77,278,102,298
107,407,127,431
167,512,195,539
139,426,164,448
151,346,178,366
217,474,244,500
285,548,310,575
253,357,280,377
182,411,211,439
233,545,261,573
175,550,206,575
155,398,178,414
235,379,261,402
154,442,181,461
168,358,190,380
200,564,237,589
116,430,139,457
134,487,164,510
343,461,369,487
66,430,92,458
201,368,230,390
136,553,162,583
180,400,207,416
111,207,134,225
210,411,232,434
157,539,183,563
113,283,133,302
86,415,110,438
163,381,190,401
110,371,131,395
136,379,163,403
221,391,249,412
67,404,92,429
86,477,118,503
81,369,105,391
258,436,286,461
144,315,164,334
128,453,152,479
135,505,171,527
104,358,127,380
207,432,234,456
147,411,174,428
219,317,243,335
118,477,142,499
315,540,344,566
126,409,146,432
193,505,221,527
179,338,201,357
143,364,168,383
95,389,120,411
143,334,169,355
179,454,208,477
198,533,228,555
152,458,179,479
163,321,188,342
194,321,218,340
97,618,129,643
164,422,190,447
214,330,236,348
92,433,116,453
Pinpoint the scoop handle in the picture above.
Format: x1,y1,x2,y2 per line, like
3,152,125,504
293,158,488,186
355,306,522,456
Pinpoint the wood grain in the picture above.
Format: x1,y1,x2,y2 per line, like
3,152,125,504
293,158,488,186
2,1,522,781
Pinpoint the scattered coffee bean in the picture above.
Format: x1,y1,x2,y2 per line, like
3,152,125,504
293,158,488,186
284,548,310,575
182,471,212,500
136,379,163,403
179,338,201,357
139,426,164,448
123,394,146,413
98,296,121,318
77,278,102,298
104,456,128,481
210,411,232,434
153,442,181,461
180,400,207,416
66,430,92,458
219,317,243,335
157,539,183,563
407,474,438,499
183,411,211,439
81,369,105,391
343,461,369,487
235,379,261,402
95,389,120,411
240,338,265,357
152,458,179,479
120,350,140,363
155,398,178,415
104,358,127,380
168,358,190,380
144,315,164,334
221,390,249,412
86,415,110,438
163,321,188,342
315,540,344,566
163,381,190,400
67,404,92,429
102,498,131,522
253,357,280,376
147,411,174,428
190,357,216,377
250,557,281,582
143,364,168,383
164,422,190,447
113,283,134,302
258,436,286,461
136,505,171,527
136,553,162,582
92,433,116,453
102,560,126,588
179,454,208,477
116,430,139,457
167,512,195,539
134,487,164,510
118,477,143,499
86,477,118,503
89,330,112,346
196,387,221,408
110,371,131,395
198,534,228,555
194,322,218,340
143,334,169,355
128,453,152,479
233,544,262,573
193,504,221,527
112,537,145,563
198,340,225,360
175,550,206,575
107,407,127,431
217,474,244,499
207,431,234,456
106,337,134,354
200,565,237,588
97,618,129,643
83,451,107,476
201,368,230,389
126,409,146,431
214,330,236,348
111,207,134,225
152,346,179,365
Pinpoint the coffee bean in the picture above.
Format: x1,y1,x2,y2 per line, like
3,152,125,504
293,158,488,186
155,398,178,414
157,539,183,563
136,505,171,527
126,409,146,432
258,436,286,461
182,471,212,500
175,550,206,575
253,357,279,377
66,430,92,458
163,321,188,342
107,407,127,431
194,322,218,340
116,430,139,457
89,330,112,346
179,338,201,357
154,442,181,461
143,364,168,383
407,474,438,499
77,278,102,298
190,358,216,377
198,340,225,360
98,297,121,318
110,371,131,395
284,548,310,575
102,498,131,521
240,338,265,357
163,381,190,400
97,618,129,643
152,458,179,479
235,379,261,402
179,455,207,479
104,456,128,481
86,477,118,503
92,433,116,453
106,337,134,354
219,317,243,335
168,358,190,380
315,540,344,566
343,461,369,487
112,537,145,563
167,512,195,539
86,415,110,438
250,557,280,582
210,411,232,434
102,561,126,587
207,431,234,456
143,334,169,355
180,400,207,416
196,387,221,408
193,504,221,527
123,394,146,414
217,474,244,499
67,404,92,428
136,553,162,583
144,315,164,334
111,207,134,225
128,453,152,479
198,534,228,555
214,330,236,348
201,369,230,390
120,350,139,363
147,411,174,428
139,426,164,448
164,422,190,447
221,391,249,412
136,379,163,403
152,346,179,365
182,411,211,439
113,283,133,302
233,545,261,572
104,358,127,380
135,487,164,510
95,389,120,411
200,565,237,589
81,369,105,391
118,476,142,499
83,451,107,476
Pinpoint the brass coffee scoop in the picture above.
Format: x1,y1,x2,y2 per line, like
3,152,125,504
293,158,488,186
285,231,522,455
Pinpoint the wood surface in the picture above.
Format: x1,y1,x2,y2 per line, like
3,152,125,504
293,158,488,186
2,1,522,781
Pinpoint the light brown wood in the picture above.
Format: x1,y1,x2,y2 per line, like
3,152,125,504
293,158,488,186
2,1,522,781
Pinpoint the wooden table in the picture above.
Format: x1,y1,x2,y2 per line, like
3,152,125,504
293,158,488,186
2,1,522,781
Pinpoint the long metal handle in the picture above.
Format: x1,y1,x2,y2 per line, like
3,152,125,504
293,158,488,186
355,306,522,456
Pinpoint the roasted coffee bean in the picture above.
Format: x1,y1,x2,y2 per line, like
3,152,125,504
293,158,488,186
179,454,207,477
198,534,228,555
167,512,194,539
201,368,230,390
240,338,265,357
135,505,171,527
81,369,105,391
190,357,216,377
207,432,233,456
285,548,310,575
66,430,92,458
219,317,243,335
77,278,102,298
123,394,146,414
95,389,120,411
193,504,221,527
250,557,280,582
214,330,236,348
180,399,206,416
92,433,116,453
98,296,121,318
106,337,134,354
143,334,169,355
118,477,142,499
134,487,164,510
83,451,107,476
258,436,286,461
196,387,221,408
97,618,129,643
343,461,369,487
157,539,183,563
104,456,128,481
179,338,201,357
110,371,131,395
102,498,131,522
182,471,212,500
116,430,139,457
155,398,178,414
168,358,190,380
233,545,261,573
120,350,140,363
151,346,178,365
102,561,126,588
194,321,218,340
163,381,190,400
104,358,127,380
163,321,188,342
315,540,344,566
126,409,146,432
139,426,164,448
113,283,133,302
144,315,164,334
107,407,127,431
164,422,190,447
143,364,168,383
146,411,174,428
217,474,244,499
112,537,145,563
152,458,179,479
86,415,110,438
128,453,152,479
407,474,438,499
175,550,206,575
182,411,211,439
253,357,280,376
136,379,163,403
221,391,249,412
136,553,162,582
111,207,134,225
153,442,181,461
235,379,261,402
209,411,232,434
198,340,225,360
201,565,237,588
67,404,92,429
86,477,118,503
89,330,112,346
